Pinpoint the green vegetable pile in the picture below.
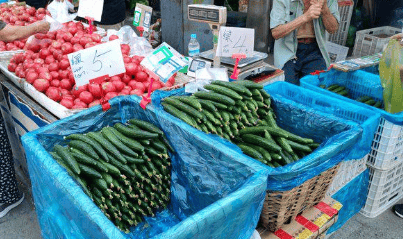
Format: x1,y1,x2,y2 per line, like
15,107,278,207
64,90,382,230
319,84,383,108
162,80,320,168
49,119,173,233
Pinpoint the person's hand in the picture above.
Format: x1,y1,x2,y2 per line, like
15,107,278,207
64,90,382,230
311,0,328,14
391,33,403,46
35,21,50,33
304,3,322,21
391,33,403,41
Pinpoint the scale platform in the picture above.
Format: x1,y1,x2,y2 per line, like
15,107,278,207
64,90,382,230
196,50,280,82
199,49,268,68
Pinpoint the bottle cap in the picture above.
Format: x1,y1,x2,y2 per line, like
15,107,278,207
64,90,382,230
191,34,196,39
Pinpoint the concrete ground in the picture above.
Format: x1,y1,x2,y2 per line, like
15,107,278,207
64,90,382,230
0,177,41,239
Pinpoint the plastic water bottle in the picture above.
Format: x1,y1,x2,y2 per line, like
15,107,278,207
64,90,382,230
188,34,200,57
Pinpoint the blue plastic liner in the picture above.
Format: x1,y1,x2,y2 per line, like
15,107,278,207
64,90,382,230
152,87,363,191
327,169,369,234
21,96,269,239
300,69,403,124
264,81,381,160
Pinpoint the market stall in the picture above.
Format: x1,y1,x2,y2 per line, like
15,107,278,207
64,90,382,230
0,0,401,239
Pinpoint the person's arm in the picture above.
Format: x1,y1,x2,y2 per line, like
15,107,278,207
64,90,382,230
0,21,50,42
271,3,322,40
319,0,339,34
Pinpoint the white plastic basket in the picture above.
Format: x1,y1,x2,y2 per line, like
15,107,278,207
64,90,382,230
353,26,401,57
326,155,368,196
360,162,403,218
327,0,354,46
367,118,403,171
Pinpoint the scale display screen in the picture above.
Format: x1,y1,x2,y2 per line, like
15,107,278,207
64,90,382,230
188,7,220,22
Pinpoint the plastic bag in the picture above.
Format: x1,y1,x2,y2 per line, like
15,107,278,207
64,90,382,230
102,26,153,57
45,15,64,32
379,39,403,114
47,0,77,23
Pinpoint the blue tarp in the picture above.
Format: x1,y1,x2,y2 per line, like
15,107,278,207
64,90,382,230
152,87,363,191
300,69,403,124
21,96,269,239
264,81,381,160
327,169,370,234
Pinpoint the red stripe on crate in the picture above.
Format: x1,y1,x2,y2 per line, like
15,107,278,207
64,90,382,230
295,215,320,232
274,229,294,239
314,202,338,217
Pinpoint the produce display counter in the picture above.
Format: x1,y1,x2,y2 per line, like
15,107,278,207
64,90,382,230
0,73,57,182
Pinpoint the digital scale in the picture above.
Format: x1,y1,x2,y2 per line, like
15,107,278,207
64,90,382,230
196,49,277,80
187,4,279,81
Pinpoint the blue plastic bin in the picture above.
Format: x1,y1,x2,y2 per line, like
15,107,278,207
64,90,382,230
21,96,269,239
264,81,381,161
301,70,403,171
152,86,363,192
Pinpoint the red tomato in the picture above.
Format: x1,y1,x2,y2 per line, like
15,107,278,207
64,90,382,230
79,91,94,104
25,71,38,84
104,92,118,101
102,82,116,93
48,62,59,72
33,79,50,92
60,79,72,90
46,87,62,102
72,84,88,98
50,79,60,87
109,35,119,41
122,74,131,84
125,63,138,77
59,59,70,70
60,98,74,109
112,81,125,92
88,100,101,108
135,71,148,82
38,72,52,81
7,62,17,72
135,82,146,92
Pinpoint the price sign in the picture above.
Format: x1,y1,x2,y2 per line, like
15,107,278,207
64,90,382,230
77,0,104,22
141,42,188,83
68,40,126,87
216,26,255,57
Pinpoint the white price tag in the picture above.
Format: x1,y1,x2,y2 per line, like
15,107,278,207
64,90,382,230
216,27,255,57
77,0,104,22
68,40,126,87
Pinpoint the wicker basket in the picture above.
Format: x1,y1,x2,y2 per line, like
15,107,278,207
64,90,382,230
260,164,340,232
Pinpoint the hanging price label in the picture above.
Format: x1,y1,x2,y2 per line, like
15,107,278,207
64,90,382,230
68,40,126,87
77,0,104,22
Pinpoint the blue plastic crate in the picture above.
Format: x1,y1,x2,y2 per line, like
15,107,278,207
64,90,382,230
152,87,363,192
301,70,403,170
21,96,269,239
264,81,381,161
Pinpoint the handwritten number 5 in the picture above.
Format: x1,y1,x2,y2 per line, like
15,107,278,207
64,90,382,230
93,50,102,72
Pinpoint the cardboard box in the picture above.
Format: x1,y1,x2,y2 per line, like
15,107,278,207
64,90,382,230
258,197,342,239
133,3,153,31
